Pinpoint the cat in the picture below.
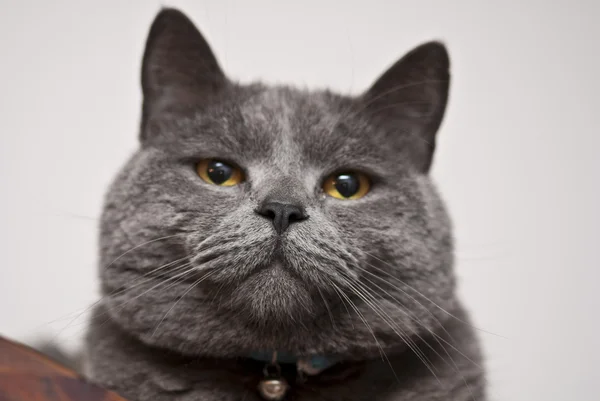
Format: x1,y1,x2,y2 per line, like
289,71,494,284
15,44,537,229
84,7,486,401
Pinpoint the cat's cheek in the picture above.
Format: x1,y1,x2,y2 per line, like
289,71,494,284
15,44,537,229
320,199,380,236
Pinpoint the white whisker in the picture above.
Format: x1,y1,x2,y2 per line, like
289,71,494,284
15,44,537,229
103,233,186,270
336,272,439,383
328,279,400,383
361,250,505,339
151,270,218,337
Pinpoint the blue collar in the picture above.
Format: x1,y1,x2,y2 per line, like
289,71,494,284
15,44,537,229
249,350,337,375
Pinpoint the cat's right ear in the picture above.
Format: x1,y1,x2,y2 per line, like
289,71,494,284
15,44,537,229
140,8,226,137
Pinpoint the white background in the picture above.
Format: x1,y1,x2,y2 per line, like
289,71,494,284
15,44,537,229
1,1,598,400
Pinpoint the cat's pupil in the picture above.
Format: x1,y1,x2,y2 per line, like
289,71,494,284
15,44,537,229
335,174,360,198
207,161,232,184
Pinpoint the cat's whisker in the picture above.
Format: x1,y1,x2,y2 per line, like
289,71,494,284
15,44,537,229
44,254,194,329
357,262,483,370
358,259,486,401
336,272,439,382
330,281,354,329
109,263,197,313
356,271,479,401
357,257,485,400
49,211,99,221
328,280,400,383
317,285,337,331
106,255,193,296
150,270,218,337
356,274,453,365
149,263,206,295
208,280,229,311
103,233,187,270
361,250,505,339
48,257,195,342
56,274,199,339
56,264,202,339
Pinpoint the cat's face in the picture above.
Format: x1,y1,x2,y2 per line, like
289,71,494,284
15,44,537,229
98,9,456,358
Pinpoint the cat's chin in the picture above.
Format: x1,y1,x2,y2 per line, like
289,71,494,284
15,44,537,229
227,261,317,325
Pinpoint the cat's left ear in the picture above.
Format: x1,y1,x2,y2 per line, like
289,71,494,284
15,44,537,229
362,42,450,173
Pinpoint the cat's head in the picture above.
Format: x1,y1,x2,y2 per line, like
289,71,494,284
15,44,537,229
98,8,455,359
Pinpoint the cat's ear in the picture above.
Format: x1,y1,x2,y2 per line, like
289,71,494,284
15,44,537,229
362,42,450,173
141,8,226,123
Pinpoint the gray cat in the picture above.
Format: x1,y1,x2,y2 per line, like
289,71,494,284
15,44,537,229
85,8,486,401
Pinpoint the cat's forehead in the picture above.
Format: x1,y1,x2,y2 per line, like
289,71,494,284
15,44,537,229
239,86,338,137
234,86,379,169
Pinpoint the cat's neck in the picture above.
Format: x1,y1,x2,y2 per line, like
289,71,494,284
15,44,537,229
85,301,485,401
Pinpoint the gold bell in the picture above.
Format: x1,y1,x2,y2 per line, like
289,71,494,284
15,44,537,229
258,378,289,401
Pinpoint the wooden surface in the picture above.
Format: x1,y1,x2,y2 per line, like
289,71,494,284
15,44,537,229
0,336,129,401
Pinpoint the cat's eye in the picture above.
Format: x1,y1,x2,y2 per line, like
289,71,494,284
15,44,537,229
322,172,370,200
196,159,245,186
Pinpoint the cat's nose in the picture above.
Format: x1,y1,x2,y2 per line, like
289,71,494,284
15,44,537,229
256,201,308,234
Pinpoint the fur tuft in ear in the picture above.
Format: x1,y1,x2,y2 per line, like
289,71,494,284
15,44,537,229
363,41,450,173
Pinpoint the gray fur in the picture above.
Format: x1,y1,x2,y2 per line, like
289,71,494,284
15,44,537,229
86,7,486,401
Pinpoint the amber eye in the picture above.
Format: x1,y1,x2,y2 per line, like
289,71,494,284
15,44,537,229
323,172,370,200
196,159,245,186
